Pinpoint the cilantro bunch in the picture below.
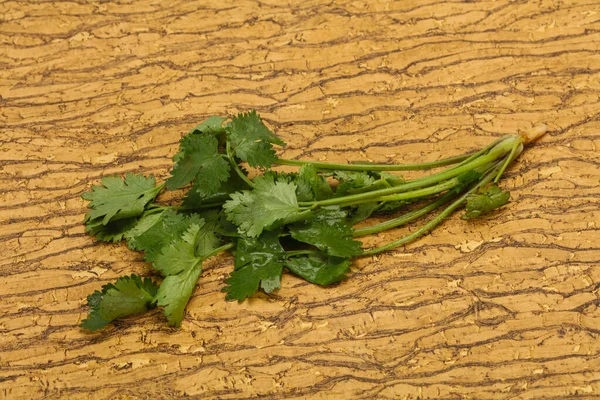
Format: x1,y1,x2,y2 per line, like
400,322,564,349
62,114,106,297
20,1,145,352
80,111,545,331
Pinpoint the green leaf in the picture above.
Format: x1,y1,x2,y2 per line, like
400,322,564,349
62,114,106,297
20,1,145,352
85,217,138,242
126,209,189,262
226,110,285,168
153,224,203,276
150,217,229,326
348,202,380,224
80,274,158,331
289,208,363,257
183,171,250,208
222,261,282,301
462,184,510,220
192,211,221,258
334,170,376,196
215,213,240,238
82,173,162,224
223,231,285,301
195,229,220,258
154,267,202,327
295,173,314,202
296,164,334,202
285,255,351,286
262,170,296,183
190,116,226,135
233,231,285,270
166,133,230,193
152,223,205,326
224,174,304,237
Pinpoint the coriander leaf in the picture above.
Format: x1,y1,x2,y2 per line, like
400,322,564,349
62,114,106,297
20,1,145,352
296,174,314,203
153,224,203,276
183,172,250,208
334,170,376,196
126,209,189,262
222,262,282,301
297,164,334,202
234,231,285,270
188,208,221,230
81,274,158,331
215,213,240,237
86,217,138,242
152,223,205,326
193,212,221,258
223,231,285,301
154,266,202,327
190,116,226,135
166,133,230,194
261,170,295,184
82,173,162,224
226,110,285,168
462,184,510,220
289,208,363,257
224,174,304,237
349,202,381,224
285,254,351,286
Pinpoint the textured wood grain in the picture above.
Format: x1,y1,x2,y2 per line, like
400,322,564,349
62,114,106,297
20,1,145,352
2,0,600,399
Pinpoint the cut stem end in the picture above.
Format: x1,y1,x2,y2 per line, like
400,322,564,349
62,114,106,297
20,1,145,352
520,124,548,144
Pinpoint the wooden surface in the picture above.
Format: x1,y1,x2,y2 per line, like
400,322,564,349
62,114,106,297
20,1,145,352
2,1,600,399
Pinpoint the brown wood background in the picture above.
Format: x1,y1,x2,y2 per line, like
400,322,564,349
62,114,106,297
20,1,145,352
2,1,600,399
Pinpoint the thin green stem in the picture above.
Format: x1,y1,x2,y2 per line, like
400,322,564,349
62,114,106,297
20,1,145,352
494,142,523,183
204,242,235,259
226,142,255,188
353,192,457,237
275,152,471,171
378,178,458,201
276,135,511,172
336,177,460,208
395,135,517,192
293,208,315,221
361,166,500,256
142,207,166,216
445,135,508,171
298,135,519,209
344,178,393,195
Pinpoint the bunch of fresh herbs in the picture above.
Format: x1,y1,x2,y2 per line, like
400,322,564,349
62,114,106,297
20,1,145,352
80,111,545,330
